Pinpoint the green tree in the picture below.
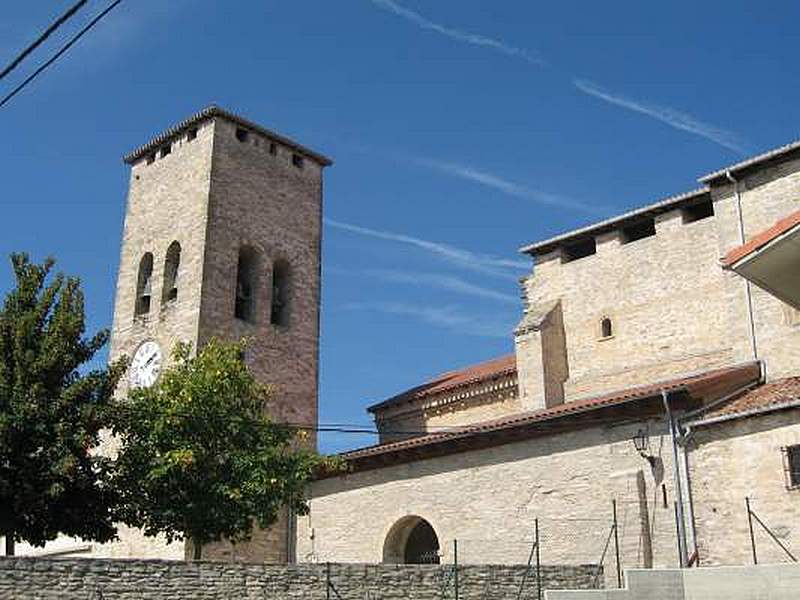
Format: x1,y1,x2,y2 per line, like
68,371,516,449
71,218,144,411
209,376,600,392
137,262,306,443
112,339,337,560
0,254,125,555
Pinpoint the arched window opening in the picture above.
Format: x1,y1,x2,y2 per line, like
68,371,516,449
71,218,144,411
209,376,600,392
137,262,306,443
383,516,440,565
235,247,259,322
134,253,154,318
162,241,181,305
270,260,290,326
601,316,613,339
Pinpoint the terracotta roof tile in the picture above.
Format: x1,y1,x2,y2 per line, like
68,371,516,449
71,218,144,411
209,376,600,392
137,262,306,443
367,354,517,413
337,362,762,473
722,209,800,267
693,376,800,424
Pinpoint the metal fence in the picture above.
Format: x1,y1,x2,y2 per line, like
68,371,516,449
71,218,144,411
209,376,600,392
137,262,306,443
321,555,598,600
318,495,687,598
745,496,798,566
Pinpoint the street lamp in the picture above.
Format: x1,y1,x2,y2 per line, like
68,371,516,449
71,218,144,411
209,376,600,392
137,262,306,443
633,428,656,466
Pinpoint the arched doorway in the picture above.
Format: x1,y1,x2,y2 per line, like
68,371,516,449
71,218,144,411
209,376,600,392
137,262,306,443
383,516,441,564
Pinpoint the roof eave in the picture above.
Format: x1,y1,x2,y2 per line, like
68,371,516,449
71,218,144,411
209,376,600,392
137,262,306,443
519,188,709,257
123,105,333,167
699,139,800,185
326,362,761,477
685,399,800,429
335,392,680,477
367,356,517,413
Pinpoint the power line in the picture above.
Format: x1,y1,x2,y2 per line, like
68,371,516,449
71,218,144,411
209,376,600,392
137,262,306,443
0,0,124,110
0,0,88,82
111,410,663,439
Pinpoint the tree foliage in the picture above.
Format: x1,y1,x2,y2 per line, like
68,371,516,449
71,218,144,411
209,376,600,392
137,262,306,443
112,339,338,559
0,254,125,552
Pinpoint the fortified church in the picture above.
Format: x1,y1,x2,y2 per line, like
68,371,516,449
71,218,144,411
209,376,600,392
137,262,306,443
15,107,800,571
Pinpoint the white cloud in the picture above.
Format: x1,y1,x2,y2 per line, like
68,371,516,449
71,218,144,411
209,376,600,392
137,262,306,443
370,0,543,65
365,269,518,304
324,218,529,280
344,301,512,338
366,1,748,154
573,79,748,155
416,158,606,215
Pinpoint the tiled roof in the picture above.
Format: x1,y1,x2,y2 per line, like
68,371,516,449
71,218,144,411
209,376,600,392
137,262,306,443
690,376,800,425
336,362,761,474
367,354,517,414
722,209,800,267
123,105,333,166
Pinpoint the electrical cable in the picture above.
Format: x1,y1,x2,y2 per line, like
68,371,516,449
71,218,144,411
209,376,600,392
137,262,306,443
111,410,665,439
0,0,123,110
0,0,88,82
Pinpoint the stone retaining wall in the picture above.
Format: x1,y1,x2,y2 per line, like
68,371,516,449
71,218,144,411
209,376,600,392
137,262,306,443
0,557,599,599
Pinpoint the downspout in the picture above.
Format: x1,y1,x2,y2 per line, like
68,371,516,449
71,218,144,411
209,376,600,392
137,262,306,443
725,170,759,362
677,374,763,568
680,440,699,566
663,390,688,567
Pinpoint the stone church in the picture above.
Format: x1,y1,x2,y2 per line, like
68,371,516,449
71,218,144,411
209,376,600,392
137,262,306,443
9,107,799,571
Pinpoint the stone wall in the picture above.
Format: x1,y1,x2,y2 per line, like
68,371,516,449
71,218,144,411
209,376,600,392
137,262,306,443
515,152,800,409
197,117,327,563
41,111,329,563
299,418,682,585
710,156,800,382
688,408,800,566
0,557,599,600
517,201,734,406
99,117,220,562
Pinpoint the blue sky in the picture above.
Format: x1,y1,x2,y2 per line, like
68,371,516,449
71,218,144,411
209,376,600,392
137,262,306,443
1,0,797,453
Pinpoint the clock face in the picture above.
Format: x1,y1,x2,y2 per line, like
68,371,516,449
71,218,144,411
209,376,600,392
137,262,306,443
130,340,163,389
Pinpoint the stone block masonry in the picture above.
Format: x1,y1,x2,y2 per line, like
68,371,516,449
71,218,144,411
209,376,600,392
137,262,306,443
0,557,599,599
102,108,330,562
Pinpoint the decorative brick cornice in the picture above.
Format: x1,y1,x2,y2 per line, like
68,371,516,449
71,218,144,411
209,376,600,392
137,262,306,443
368,354,517,415
377,372,518,422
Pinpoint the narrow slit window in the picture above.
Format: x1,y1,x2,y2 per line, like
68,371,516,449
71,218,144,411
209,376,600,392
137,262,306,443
269,142,278,155
134,253,154,318
235,247,259,322
162,241,181,305
235,128,249,143
620,218,656,244
292,154,304,169
601,317,613,339
562,238,596,263
785,445,800,489
271,260,290,327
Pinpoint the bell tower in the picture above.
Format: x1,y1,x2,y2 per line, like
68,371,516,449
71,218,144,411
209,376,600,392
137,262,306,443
109,106,331,562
